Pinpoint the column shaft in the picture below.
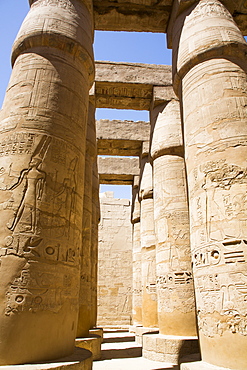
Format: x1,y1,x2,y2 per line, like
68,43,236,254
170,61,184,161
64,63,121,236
0,0,94,364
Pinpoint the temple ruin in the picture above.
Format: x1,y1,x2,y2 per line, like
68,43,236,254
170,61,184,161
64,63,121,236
0,0,247,369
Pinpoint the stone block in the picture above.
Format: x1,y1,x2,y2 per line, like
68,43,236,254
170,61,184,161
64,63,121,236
142,334,199,364
75,337,101,361
180,361,232,370
135,326,159,345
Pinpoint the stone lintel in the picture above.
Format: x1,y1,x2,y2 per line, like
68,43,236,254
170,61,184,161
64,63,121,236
96,119,150,156
153,86,177,106
98,156,140,185
95,61,172,110
93,1,247,36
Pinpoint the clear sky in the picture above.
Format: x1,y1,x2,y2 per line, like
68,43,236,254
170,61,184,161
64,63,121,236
0,0,172,199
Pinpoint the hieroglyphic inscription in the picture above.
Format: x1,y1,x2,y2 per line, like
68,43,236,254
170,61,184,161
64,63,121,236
0,133,82,315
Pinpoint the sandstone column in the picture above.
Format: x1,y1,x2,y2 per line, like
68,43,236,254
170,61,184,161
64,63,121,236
77,98,96,337
139,145,158,329
170,0,247,368
131,175,142,327
0,0,94,365
151,99,196,336
143,98,198,363
91,159,100,329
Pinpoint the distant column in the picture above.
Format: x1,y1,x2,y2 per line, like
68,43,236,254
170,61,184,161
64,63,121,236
91,160,100,328
0,0,94,364
139,145,158,329
131,176,142,327
151,99,197,337
77,98,96,337
170,0,247,368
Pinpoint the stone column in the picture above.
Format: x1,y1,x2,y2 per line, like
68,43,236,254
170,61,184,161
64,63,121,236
139,145,158,330
91,159,100,329
143,98,198,363
77,98,96,337
0,0,94,365
131,175,142,327
169,0,247,368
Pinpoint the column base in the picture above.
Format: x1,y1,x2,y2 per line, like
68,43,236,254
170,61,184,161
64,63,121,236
89,328,104,343
181,360,232,370
0,348,92,369
143,333,199,364
135,326,159,345
75,336,101,360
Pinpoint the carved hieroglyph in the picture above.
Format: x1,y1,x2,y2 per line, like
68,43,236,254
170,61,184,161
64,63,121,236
131,182,142,326
172,0,247,368
0,0,94,364
77,101,97,337
140,158,158,328
151,100,197,336
97,192,132,326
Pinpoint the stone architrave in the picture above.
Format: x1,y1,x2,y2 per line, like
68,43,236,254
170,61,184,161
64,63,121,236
151,99,197,337
0,0,94,365
131,176,142,326
139,156,158,328
77,100,97,337
91,160,100,328
170,0,247,368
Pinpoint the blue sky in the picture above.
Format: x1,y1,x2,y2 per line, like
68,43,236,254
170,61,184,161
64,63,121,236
0,0,172,199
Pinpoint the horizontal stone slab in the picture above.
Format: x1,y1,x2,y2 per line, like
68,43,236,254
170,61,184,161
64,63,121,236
98,156,140,185
96,119,150,156
93,1,247,36
95,62,172,110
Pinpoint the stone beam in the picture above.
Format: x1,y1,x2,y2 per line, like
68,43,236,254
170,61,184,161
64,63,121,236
96,119,150,156
94,61,172,110
98,156,140,185
93,1,247,36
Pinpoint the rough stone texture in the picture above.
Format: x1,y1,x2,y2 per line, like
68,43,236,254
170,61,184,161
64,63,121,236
97,192,132,327
135,326,159,345
143,334,199,364
93,0,247,36
98,157,140,185
171,0,247,368
0,348,92,370
96,120,150,156
75,336,101,360
0,0,94,365
139,158,158,328
150,99,197,337
94,62,172,110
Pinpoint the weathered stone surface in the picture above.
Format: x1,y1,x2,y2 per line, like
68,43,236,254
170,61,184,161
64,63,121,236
96,119,150,156
171,1,247,368
98,157,140,185
143,334,199,364
97,192,132,327
0,0,94,364
75,336,101,360
93,0,247,35
95,62,172,110
150,100,196,337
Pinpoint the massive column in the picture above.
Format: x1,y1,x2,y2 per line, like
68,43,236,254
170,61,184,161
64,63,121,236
170,0,247,368
139,144,158,330
143,98,198,363
151,99,196,336
131,175,142,327
0,0,94,365
77,97,96,337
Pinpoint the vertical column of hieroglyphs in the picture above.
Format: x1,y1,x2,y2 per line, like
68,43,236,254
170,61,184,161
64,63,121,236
150,99,197,336
0,0,94,365
170,0,247,368
91,160,100,329
139,144,158,328
131,175,142,327
77,96,96,337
